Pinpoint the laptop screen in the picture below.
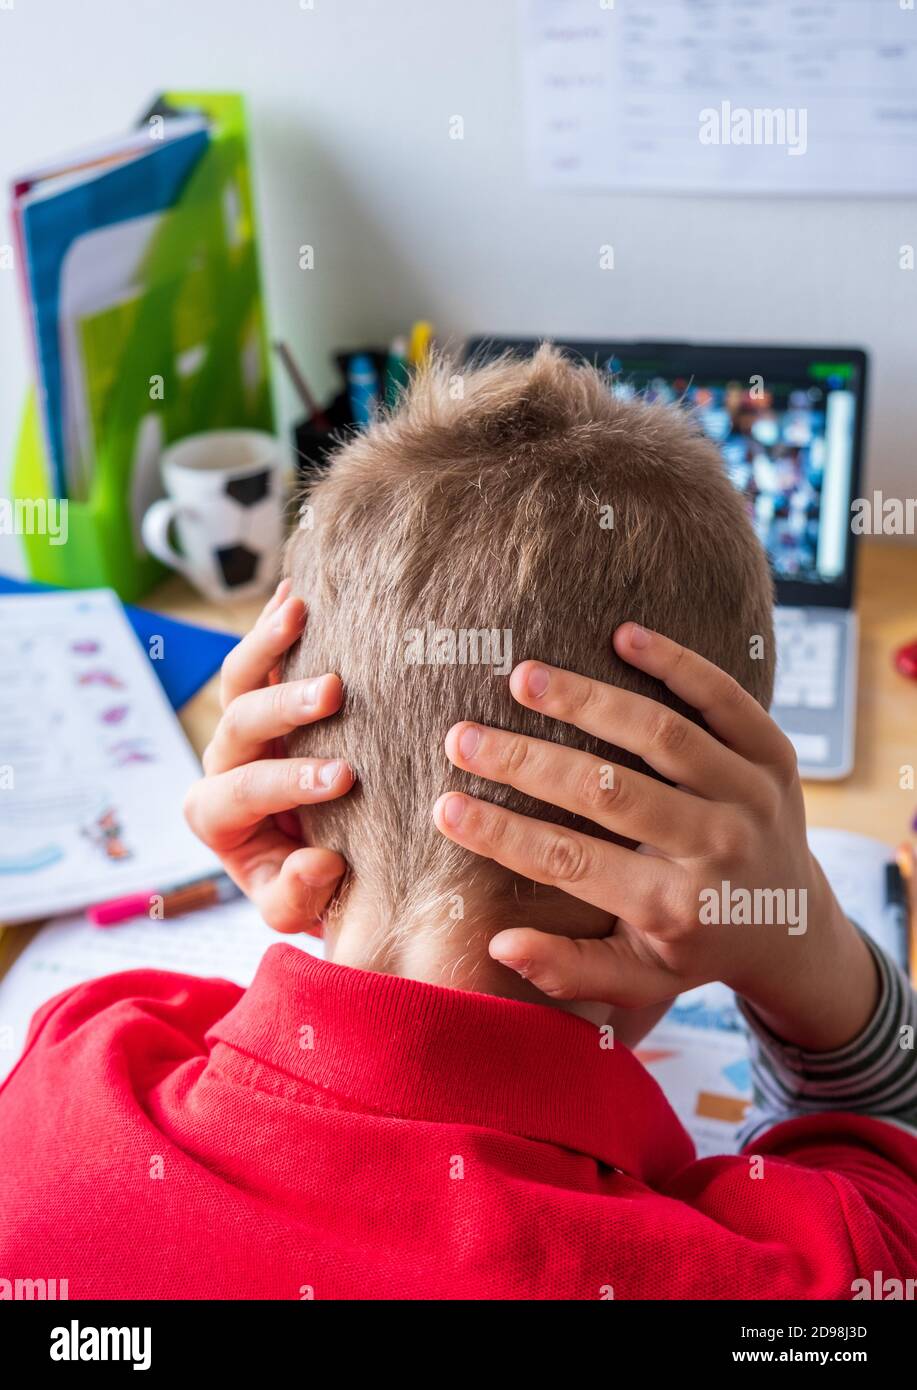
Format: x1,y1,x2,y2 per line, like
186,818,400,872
603,353,860,589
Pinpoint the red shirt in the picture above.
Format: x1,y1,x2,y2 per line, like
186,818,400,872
1,943,916,1300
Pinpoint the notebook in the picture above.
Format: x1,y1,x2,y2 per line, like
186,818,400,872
0,588,217,924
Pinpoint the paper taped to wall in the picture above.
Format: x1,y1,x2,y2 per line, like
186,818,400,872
521,0,917,196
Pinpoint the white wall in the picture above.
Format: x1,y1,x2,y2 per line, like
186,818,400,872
2,0,915,573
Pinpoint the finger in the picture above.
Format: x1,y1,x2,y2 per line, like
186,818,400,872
248,845,346,936
488,926,681,1008
613,623,793,771
220,593,306,709
184,757,353,851
214,825,343,935
508,659,750,801
445,721,705,856
203,674,344,775
432,792,669,928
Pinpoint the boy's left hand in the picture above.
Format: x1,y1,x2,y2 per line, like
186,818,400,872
434,623,878,1051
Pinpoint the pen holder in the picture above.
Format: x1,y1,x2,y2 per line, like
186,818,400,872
290,348,394,486
291,391,352,485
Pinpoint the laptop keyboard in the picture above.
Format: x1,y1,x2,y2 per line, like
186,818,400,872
774,616,840,710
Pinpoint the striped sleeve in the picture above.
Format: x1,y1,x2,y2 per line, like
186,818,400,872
737,927,917,1149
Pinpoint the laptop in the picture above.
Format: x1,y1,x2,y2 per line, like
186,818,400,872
466,339,868,780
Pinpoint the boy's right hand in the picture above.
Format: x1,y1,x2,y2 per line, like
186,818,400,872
183,580,354,934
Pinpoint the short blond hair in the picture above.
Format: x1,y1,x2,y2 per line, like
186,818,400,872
284,345,775,941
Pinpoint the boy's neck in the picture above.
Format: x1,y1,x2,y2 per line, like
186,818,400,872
323,892,613,1026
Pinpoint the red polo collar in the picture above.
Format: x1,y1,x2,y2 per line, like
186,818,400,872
208,944,695,1186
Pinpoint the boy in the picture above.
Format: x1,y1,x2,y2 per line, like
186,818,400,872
1,348,915,1299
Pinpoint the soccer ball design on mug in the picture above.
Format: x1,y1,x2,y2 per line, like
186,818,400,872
141,429,286,602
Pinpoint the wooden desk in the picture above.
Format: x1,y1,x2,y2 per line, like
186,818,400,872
144,538,917,845
136,576,263,756
801,542,917,844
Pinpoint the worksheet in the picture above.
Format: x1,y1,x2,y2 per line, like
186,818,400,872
521,0,917,195
0,589,217,923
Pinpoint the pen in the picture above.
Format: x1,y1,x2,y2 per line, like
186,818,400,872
884,860,910,975
272,340,331,431
895,843,917,988
408,320,434,367
89,873,242,927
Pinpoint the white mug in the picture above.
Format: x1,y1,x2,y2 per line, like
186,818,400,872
142,430,287,602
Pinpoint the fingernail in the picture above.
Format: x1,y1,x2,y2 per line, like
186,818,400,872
490,935,531,975
302,678,320,708
458,725,480,760
319,760,342,787
271,597,293,633
526,664,550,698
442,794,465,828
629,624,651,649
495,956,530,979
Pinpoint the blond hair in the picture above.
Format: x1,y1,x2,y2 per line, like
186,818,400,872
284,345,775,947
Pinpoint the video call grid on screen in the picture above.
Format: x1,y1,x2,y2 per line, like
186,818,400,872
607,354,856,585
467,340,868,608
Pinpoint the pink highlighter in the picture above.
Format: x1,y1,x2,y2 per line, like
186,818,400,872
88,874,241,926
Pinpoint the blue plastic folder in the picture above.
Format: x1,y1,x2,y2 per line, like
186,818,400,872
19,125,210,498
0,576,238,711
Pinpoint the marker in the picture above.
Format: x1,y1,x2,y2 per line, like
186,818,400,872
384,335,410,408
884,860,910,974
89,873,242,927
346,353,380,427
408,320,434,367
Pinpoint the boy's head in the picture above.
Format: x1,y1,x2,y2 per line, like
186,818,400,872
283,345,775,972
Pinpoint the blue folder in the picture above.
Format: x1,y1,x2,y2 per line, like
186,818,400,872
19,125,210,497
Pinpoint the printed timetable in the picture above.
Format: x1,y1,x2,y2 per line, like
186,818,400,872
521,0,917,195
